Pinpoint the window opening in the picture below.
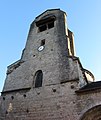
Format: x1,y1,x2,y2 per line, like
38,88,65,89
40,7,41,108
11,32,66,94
3,97,5,100
36,16,55,33
41,39,45,46
6,110,8,114
35,70,43,88
11,96,14,100
48,21,54,29
39,24,47,32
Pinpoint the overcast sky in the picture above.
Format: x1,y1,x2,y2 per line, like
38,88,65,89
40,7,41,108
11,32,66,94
0,0,101,92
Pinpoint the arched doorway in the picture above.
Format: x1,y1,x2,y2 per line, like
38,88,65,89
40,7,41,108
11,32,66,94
81,105,101,120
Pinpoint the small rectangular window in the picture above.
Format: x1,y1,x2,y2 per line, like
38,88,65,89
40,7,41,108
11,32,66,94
41,39,45,46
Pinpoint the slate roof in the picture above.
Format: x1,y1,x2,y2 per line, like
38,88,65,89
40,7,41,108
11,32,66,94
76,81,101,93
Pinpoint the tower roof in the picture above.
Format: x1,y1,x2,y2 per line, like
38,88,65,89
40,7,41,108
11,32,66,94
35,8,66,19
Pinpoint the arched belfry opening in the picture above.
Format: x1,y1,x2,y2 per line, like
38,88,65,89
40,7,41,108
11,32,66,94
34,70,43,88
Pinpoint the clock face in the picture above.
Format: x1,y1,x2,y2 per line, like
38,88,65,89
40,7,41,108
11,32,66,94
38,46,44,51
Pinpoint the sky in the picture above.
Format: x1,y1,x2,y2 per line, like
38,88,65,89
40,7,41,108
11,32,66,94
0,0,101,92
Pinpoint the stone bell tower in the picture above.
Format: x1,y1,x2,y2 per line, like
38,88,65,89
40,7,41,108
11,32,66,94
1,9,99,120
3,9,82,92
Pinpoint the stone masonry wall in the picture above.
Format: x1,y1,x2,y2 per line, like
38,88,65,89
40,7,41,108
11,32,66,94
1,80,101,120
1,9,100,120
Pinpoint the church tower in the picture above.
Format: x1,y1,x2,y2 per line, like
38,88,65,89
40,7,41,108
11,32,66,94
3,9,86,92
1,9,101,120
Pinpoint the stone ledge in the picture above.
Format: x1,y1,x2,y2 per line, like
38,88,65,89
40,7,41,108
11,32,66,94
1,87,31,95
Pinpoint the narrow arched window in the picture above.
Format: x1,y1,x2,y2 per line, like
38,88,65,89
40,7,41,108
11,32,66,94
35,70,43,88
